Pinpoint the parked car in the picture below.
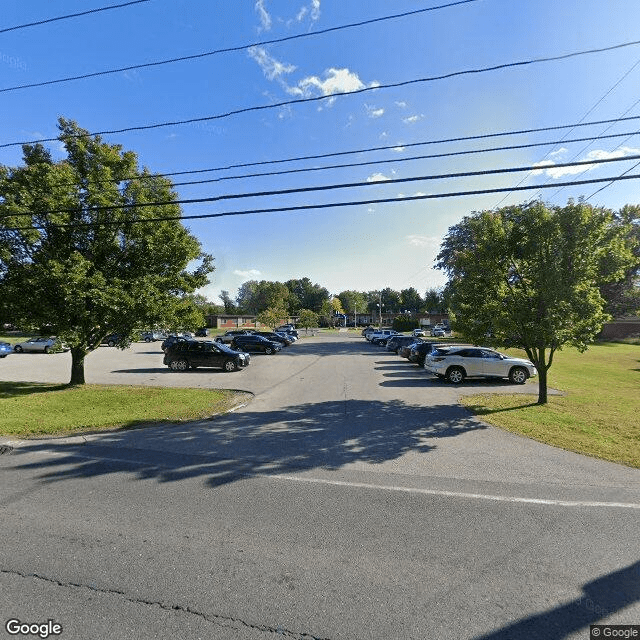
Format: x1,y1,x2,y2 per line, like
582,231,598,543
141,330,167,342
0,341,13,358
398,339,424,359
215,329,256,344
412,328,426,337
163,339,250,372
368,329,399,344
254,331,294,346
275,331,297,343
13,337,69,353
161,334,190,352
101,334,123,347
430,327,446,337
195,327,210,337
230,335,281,354
362,326,376,338
276,325,299,338
386,335,416,353
408,341,438,366
424,346,537,384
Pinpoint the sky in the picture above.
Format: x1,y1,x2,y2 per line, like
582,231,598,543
2,0,640,304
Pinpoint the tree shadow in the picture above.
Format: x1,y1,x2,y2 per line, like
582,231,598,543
474,560,640,639
0,381,69,398
9,399,487,488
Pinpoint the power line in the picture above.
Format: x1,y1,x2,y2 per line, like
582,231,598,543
0,1,151,35
0,0,479,93
4,38,640,149
5,173,640,232
5,154,640,220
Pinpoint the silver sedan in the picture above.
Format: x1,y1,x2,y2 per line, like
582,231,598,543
13,337,70,354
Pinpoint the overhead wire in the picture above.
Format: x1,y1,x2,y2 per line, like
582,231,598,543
3,38,640,149
4,173,640,232
3,154,640,221
0,0,479,93
0,0,151,35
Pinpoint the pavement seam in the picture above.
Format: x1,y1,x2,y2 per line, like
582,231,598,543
0,568,331,639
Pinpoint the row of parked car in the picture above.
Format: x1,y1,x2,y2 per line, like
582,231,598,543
363,327,537,384
162,325,299,372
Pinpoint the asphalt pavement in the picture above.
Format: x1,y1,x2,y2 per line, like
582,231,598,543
1,334,638,639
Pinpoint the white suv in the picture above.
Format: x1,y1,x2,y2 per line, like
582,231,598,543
424,346,537,384
368,329,399,344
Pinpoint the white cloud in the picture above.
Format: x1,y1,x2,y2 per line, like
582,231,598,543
367,207,375,214
549,147,568,157
395,101,407,108
255,0,271,31
532,147,640,179
365,104,384,118
234,269,262,279
248,46,296,80
406,235,440,248
296,0,320,23
403,114,424,124
288,67,375,98
366,173,390,183
392,146,405,153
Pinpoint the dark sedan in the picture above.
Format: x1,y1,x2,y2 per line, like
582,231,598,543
163,340,250,372
408,341,438,366
253,331,294,346
231,335,281,354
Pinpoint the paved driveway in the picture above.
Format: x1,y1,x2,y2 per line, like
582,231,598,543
1,334,639,640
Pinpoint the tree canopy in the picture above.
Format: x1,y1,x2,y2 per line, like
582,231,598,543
436,200,635,403
0,118,213,384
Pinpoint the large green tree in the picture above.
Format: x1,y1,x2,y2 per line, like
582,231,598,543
0,118,213,385
285,277,329,313
436,200,635,404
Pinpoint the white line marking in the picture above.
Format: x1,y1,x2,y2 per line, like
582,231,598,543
11,447,640,509
263,474,640,509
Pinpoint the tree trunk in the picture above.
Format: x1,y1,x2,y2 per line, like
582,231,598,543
537,363,548,405
69,347,87,385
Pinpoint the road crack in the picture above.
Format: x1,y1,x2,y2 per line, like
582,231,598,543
1,568,331,639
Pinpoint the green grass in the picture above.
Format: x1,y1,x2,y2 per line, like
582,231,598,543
461,342,640,468
0,383,249,438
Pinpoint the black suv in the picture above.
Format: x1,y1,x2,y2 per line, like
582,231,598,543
215,329,255,344
230,335,281,354
163,340,250,372
161,335,190,352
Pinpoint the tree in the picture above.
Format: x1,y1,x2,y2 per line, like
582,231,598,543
600,204,640,317
337,290,367,321
219,290,237,314
436,200,635,404
0,118,213,385
285,277,329,313
235,280,258,314
424,287,447,314
256,306,286,330
399,287,423,313
298,308,319,334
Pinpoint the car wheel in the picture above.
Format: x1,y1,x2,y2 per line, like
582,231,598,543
215,337,223,343
107,340,116,347
145,337,151,343
509,367,528,385
43,346,50,354
169,359,188,371
264,347,273,354
223,360,238,372
446,366,465,384
14,345,23,353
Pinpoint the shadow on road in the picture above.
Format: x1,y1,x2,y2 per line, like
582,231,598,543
474,560,640,640
10,398,486,488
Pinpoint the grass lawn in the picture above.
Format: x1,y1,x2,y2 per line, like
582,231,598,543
461,342,640,468
0,383,249,438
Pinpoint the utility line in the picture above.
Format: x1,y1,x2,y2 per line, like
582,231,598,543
0,0,479,93
0,0,150,35
5,173,640,232
3,38,640,149
44,115,640,190
4,154,640,219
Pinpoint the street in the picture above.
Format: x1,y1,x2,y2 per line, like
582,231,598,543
1,334,639,639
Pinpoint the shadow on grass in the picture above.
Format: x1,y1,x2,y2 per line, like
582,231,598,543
0,381,69,398
7,398,487,488
465,401,540,415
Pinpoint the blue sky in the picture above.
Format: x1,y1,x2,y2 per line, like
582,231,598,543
2,0,640,303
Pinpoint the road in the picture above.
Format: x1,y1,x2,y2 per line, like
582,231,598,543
1,334,639,639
